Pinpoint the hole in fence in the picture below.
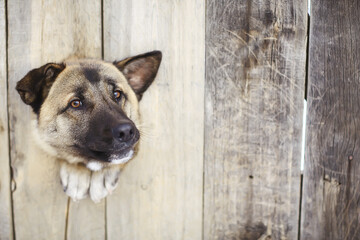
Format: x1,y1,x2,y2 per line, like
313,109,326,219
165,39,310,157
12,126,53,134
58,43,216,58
301,100,307,172
301,0,311,173
299,4,311,240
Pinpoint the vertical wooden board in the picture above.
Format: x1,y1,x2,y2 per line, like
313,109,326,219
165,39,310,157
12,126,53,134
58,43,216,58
301,1,360,239
62,2,105,240
104,0,205,239
7,1,102,239
67,199,105,240
0,0,13,239
204,1,307,239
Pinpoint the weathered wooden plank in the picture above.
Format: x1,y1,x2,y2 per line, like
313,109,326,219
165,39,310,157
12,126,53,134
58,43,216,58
204,1,307,239
104,0,205,239
301,1,360,239
61,2,105,240
7,1,102,239
0,0,14,239
67,199,105,240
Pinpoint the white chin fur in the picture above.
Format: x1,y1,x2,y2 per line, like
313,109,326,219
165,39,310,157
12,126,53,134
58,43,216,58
87,161,103,171
86,150,134,171
109,150,134,165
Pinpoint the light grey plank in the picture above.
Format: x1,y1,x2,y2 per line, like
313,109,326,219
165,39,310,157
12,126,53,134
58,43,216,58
0,0,13,239
104,0,205,239
7,1,102,239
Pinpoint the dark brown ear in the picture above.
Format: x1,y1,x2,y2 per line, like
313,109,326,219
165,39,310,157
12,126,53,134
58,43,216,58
113,51,162,100
16,63,65,114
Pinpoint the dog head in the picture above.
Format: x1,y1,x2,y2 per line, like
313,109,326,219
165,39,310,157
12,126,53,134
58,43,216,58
16,51,162,171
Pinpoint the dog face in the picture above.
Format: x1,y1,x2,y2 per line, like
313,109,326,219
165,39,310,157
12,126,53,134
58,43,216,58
16,51,162,171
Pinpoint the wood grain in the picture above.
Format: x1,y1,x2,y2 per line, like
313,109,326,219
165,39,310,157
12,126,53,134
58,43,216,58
7,1,102,239
204,0,307,239
301,0,360,239
62,2,104,240
67,199,105,240
0,0,14,239
104,0,205,239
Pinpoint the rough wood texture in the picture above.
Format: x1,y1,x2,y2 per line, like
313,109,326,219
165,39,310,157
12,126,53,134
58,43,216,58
104,1,205,239
7,1,102,239
301,1,360,239
0,0,14,239
204,1,307,239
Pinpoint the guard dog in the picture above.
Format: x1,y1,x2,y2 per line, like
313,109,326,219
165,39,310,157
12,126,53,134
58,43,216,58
16,51,162,202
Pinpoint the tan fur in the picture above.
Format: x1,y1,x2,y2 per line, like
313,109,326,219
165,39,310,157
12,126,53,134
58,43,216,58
16,51,162,202
38,60,139,165
35,60,140,201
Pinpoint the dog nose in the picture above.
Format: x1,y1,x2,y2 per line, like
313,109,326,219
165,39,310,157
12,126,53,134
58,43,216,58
112,123,136,142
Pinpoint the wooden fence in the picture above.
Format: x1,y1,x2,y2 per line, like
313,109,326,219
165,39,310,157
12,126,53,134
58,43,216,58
0,0,359,239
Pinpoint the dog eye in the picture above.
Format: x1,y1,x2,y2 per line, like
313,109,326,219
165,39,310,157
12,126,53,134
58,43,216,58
113,90,123,101
70,99,82,108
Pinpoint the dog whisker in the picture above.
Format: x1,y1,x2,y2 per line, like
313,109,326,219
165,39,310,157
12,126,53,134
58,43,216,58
139,131,156,142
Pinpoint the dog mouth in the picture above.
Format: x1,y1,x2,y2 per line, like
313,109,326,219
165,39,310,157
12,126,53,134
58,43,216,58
108,149,134,164
89,146,134,162
85,147,135,171
69,140,137,171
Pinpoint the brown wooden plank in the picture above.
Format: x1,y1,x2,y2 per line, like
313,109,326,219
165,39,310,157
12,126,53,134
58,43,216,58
0,0,13,239
204,0,307,239
301,1,360,239
7,1,102,239
104,0,205,239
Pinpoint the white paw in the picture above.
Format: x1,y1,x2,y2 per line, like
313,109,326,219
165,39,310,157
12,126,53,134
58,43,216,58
89,167,121,203
60,162,90,201
60,161,121,202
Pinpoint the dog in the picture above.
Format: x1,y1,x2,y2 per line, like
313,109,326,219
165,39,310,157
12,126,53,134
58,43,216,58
16,51,162,202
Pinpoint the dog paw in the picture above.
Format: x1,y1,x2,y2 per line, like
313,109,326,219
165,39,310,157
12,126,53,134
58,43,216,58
60,161,121,202
89,167,121,203
60,162,91,201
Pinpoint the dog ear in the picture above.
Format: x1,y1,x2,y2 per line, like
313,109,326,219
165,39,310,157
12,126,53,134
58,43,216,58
113,51,162,101
16,63,65,114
